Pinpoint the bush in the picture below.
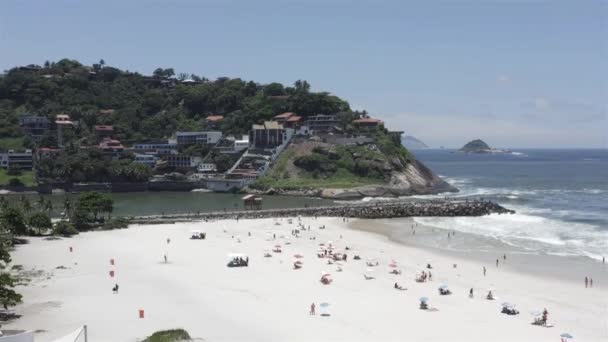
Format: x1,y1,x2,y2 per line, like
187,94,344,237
143,329,191,342
102,217,129,230
53,220,79,237
8,178,24,187
28,212,53,235
6,165,22,176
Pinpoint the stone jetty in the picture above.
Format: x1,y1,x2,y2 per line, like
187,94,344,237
129,199,514,224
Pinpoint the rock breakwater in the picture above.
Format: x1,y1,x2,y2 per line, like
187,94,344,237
129,199,514,224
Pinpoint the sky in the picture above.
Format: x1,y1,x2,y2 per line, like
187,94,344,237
1,0,606,148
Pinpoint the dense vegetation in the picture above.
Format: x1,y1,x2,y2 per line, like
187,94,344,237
254,128,410,190
143,329,191,342
0,59,355,183
0,59,350,145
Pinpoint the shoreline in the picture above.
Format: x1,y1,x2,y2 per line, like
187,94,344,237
348,218,608,286
5,216,607,341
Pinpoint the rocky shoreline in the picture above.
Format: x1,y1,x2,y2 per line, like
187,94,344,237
129,199,514,224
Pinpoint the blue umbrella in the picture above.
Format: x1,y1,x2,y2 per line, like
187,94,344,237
420,297,429,302
319,302,330,308
560,333,573,339
439,284,449,289
501,302,512,307
530,310,542,316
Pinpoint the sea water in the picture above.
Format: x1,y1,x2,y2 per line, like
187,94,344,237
387,149,608,261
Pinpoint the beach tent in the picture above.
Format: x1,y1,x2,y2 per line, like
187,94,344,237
319,302,331,316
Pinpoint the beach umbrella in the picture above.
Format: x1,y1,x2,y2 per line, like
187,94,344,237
530,311,542,316
419,297,429,303
321,271,331,277
560,333,573,339
501,302,512,307
274,244,281,248
439,284,449,289
388,263,397,268
293,254,304,259
319,302,330,308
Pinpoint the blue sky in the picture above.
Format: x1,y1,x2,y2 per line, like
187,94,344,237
1,0,606,148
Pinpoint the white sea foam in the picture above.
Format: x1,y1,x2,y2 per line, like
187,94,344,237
413,210,608,261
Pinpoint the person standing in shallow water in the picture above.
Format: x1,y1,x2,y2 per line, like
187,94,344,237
585,276,588,288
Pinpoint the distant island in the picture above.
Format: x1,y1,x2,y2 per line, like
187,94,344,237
401,135,429,149
458,139,511,154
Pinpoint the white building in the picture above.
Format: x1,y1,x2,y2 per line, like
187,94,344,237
197,163,217,173
176,131,222,146
0,150,34,170
133,153,159,167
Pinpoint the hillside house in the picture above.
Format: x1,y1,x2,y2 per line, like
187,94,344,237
249,121,287,148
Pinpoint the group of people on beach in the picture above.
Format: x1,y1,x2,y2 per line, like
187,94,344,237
584,276,594,288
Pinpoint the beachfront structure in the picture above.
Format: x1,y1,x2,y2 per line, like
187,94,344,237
0,150,34,170
249,121,287,148
37,147,60,160
176,131,222,146
165,155,202,169
94,125,114,140
19,115,51,140
242,194,262,210
133,153,159,167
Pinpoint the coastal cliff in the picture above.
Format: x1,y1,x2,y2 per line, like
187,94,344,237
249,135,457,200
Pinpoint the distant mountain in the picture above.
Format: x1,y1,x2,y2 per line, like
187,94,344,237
402,135,429,149
459,139,511,154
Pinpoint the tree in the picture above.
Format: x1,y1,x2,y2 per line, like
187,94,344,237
99,59,105,68
0,237,22,309
19,195,31,213
28,212,52,235
0,207,27,235
53,220,79,237
72,192,114,230
263,83,285,97
8,178,24,187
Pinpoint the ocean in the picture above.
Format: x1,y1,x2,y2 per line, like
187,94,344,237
394,149,608,261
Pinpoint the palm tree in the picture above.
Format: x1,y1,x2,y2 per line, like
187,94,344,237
63,197,72,221
19,196,31,214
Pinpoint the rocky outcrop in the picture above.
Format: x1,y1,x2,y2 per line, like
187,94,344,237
316,158,457,200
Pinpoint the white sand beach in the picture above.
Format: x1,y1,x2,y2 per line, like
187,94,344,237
4,217,607,342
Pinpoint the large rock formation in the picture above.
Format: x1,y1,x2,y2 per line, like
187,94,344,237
318,157,457,199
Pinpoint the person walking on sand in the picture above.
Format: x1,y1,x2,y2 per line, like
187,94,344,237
590,277,593,288
469,288,474,298
310,303,316,315
503,254,506,261
585,276,588,288
483,266,486,276
496,259,499,267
